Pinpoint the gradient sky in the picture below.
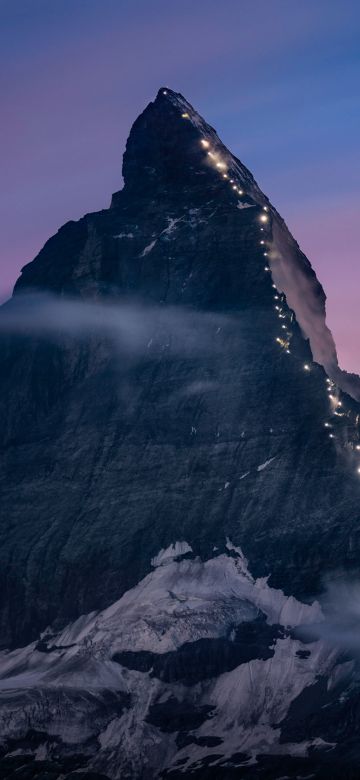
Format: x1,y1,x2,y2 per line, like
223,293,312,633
1,0,359,372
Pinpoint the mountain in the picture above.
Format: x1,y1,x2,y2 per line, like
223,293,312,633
1,88,360,779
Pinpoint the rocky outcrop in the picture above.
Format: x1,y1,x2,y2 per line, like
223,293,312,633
1,88,360,778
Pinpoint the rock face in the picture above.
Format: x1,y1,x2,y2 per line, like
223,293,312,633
1,88,360,778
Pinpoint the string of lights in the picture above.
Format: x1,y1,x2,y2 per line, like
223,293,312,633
171,93,360,473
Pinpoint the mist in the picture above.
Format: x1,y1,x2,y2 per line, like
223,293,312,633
296,579,360,656
0,291,234,359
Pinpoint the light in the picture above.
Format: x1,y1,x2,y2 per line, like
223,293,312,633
200,139,210,148
286,349,291,354
272,284,276,289
264,252,268,256
207,151,215,158
230,179,234,183
282,325,287,330
163,90,168,95
223,174,229,179
324,422,331,428
260,228,264,232
275,305,280,311
182,112,190,119
263,206,269,211
356,445,360,451
216,162,226,169
337,401,342,407
276,337,282,343
274,295,279,299
232,185,237,190
357,467,360,474
264,266,270,271
260,240,265,245
329,433,335,439
238,189,244,195
326,378,331,384
304,364,310,371
260,215,269,223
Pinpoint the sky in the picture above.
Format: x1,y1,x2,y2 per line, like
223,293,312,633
1,0,359,372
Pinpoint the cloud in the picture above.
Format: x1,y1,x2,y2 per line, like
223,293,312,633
0,291,233,360
295,578,360,657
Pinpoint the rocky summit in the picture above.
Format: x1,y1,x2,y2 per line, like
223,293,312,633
1,88,360,779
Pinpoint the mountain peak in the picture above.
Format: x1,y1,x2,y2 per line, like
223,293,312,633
121,87,263,206
115,88,360,397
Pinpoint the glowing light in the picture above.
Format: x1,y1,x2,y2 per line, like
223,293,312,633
356,445,360,451
207,151,215,158
282,325,287,329
200,139,210,148
329,433,335,439
238,189,244,195
260,228,264,232
326,378,331,384
260,240,265,245
264,266,270,271
304,364,310,371
230,179,234,183
286,349,291,354
274,295,279,299
272,284,276,288
182,112,190,119
264,252,268,256
260,215,268,223
324,423,331,428
163,90,168,95
216,162,226,169
223,174,229,179
357,467,360,474
263,206,269,211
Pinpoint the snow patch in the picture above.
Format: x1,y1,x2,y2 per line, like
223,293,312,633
236,202,255,210
161,217,182,237
139,239,157,257
257,456,276,472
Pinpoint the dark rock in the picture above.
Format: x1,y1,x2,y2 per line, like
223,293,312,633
113,617,283,684
1,87,360,778
146,698,214,733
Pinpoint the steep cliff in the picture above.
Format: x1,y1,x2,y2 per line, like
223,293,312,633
1,88,360,778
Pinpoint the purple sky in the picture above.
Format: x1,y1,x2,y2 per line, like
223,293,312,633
1,0,359,372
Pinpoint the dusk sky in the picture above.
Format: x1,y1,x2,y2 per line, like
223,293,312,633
1,0,359,372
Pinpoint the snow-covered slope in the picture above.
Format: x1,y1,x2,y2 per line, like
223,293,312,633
0,542,344,778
